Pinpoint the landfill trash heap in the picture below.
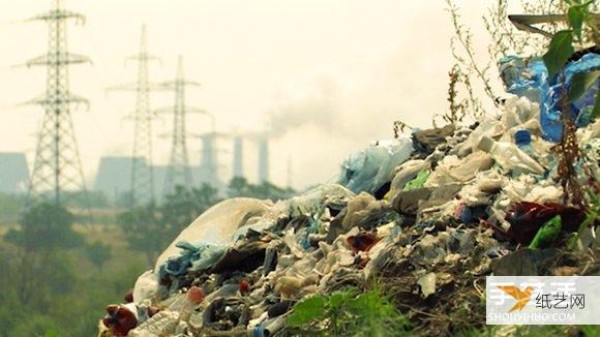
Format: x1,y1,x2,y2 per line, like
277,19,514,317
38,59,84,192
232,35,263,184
99,53,600,337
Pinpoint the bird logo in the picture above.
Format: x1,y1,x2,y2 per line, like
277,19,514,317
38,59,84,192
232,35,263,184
497,285,536,312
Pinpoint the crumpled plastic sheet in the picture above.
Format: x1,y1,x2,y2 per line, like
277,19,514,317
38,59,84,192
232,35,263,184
159,241,228,277
499,56,548,103
411,124,455,155
425,152,494,187
155,198,276,271
500,94,541,132
128,310,181,337
338,136,413,196
133,270,159,304
502,174,563,204
456,116,505,155
578,118,600,144
341,192,391,231
284,183,355,218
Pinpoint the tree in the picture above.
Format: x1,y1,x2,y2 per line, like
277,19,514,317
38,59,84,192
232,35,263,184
5,202,83,252
227,177,295,201
227,176,252,197
192,183,221,210
118,183,222,267
0,192,24,225
250,181,295,201
4,203,82,310
161,184,220,239
117,203,164,267
84,241,112,270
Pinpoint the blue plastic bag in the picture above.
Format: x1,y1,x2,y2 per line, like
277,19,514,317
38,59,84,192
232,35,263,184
500,53,600,142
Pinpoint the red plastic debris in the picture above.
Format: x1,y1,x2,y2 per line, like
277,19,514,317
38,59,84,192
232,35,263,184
187,285,205,304
239,279,250,295
503,202,584,245
102,305,138,337
102,304,160,336
346,232,381,252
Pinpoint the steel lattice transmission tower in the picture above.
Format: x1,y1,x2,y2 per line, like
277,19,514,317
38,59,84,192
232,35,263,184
159,56,206,196
110,25,160,206
25,0,91,207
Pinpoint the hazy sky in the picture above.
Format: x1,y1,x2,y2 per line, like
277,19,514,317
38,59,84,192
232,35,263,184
0,1,515,190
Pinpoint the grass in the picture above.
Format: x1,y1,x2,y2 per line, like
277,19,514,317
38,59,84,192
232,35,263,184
286,284,411,337
454,325,600,337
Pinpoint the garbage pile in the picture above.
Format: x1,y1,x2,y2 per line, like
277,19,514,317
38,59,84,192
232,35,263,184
99,53,600,337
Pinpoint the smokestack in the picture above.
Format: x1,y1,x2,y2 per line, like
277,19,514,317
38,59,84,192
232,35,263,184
200,134,219,186
233,136,244,179
258,136,269,184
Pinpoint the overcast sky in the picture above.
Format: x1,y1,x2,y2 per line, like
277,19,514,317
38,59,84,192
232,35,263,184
0,0,522,190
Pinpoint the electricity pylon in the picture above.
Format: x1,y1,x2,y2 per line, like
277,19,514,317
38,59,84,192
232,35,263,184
158,56,206,196
109,25,161,207
24,0,91,208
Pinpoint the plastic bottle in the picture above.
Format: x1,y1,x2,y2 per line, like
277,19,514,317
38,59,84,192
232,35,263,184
514,129,534,156
477,135,544,175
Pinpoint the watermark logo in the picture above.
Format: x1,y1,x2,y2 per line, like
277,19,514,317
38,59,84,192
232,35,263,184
497,285,535,312
486,276,599,325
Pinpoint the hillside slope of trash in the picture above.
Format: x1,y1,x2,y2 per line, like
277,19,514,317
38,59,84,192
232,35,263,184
98,53,600,337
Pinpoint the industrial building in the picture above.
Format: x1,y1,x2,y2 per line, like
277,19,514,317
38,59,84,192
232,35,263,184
0,152,29,194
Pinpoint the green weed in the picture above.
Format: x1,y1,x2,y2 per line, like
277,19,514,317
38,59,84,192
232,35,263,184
286,285,411,337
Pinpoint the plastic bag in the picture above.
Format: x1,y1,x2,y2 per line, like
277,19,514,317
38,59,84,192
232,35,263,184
499,56,548,103
338,136,413,196
154,198,274,271
541,54,600,141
